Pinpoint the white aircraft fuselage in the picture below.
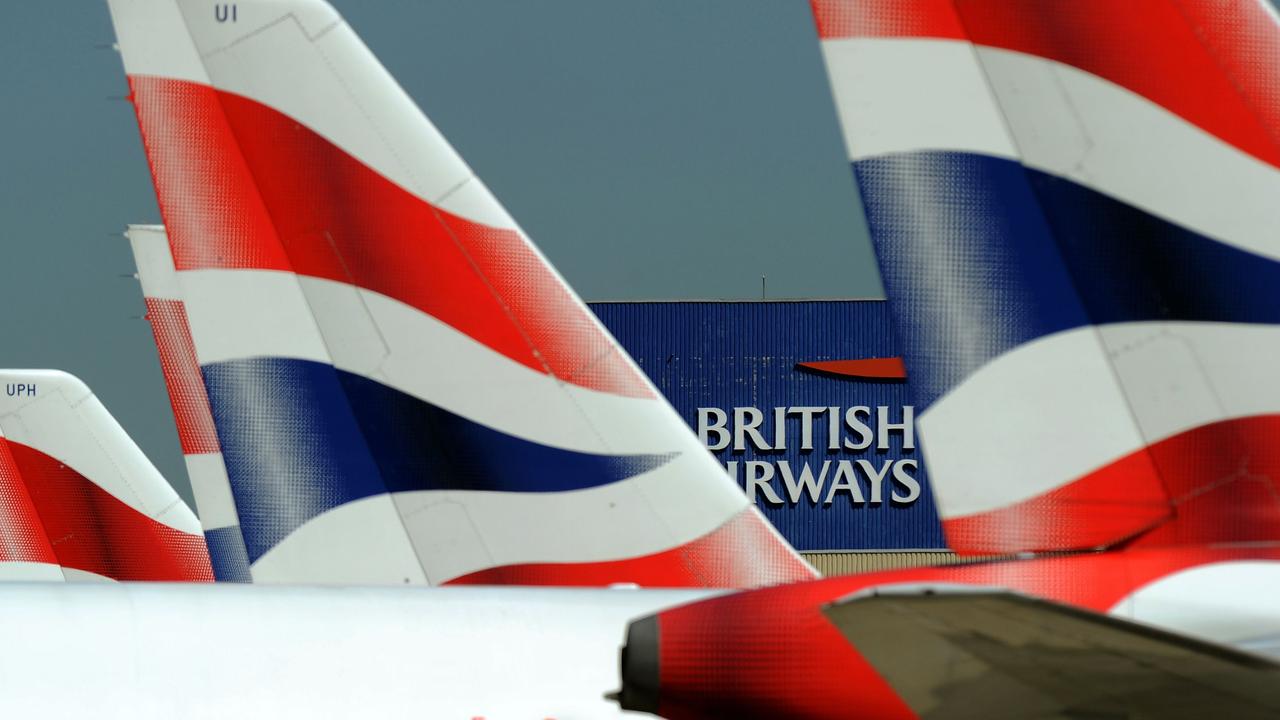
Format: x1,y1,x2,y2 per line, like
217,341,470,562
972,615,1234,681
0,583,714,719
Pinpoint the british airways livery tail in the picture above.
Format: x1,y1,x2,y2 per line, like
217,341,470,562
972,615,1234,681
0,369,211,581
130,224,250,582
814,0,1280,554
109,0,813,586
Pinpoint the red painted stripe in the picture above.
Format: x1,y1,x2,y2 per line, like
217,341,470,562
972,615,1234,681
129,75,652,399
815,0,1280,170
944,414,1280,555
1173,0,1280,166
144,298,221,456
1129,414,1280,549
129,77,290,274
444,507,815,588
795,357,906,379
0,438,57,565
956,0,1280,169
656,573,916,720
809,0,966,41
9,441,213,581
944,446,1171,555
649,545,1280,719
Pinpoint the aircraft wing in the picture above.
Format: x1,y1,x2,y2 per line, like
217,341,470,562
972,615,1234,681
824,587,1280,720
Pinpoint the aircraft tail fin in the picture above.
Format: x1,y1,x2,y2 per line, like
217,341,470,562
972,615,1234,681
129,224,251,582
812,0,1280,554
109,0,813,586
0,369,211,581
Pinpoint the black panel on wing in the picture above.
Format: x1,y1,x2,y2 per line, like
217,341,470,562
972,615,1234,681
824,589,1280,720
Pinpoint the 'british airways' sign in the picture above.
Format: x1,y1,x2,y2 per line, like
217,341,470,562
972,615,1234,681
698,404,921,507
590,300,945,551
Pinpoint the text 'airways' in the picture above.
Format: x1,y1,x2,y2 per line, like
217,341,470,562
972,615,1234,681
697,406,921,508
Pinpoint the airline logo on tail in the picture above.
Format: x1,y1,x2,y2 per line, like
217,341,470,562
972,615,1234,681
112,0,813,587
816,0,1280,554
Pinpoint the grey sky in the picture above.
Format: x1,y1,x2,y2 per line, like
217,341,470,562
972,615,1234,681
0,1,876,505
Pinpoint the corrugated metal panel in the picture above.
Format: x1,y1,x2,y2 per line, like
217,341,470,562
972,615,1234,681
590,300,945,552
804,551,972,576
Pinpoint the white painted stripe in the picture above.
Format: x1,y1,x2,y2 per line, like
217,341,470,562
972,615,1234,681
924,322,1280,520
391,451,748,584
0,562,65,582
0,371,201,535
184,269,712,456
126,225,181,300
435,175,521,230
162,0,515,230
115,0,516,229
334,277,715,456
1110,561,1280,658
824,37,1280,260
921,327,1144,520
976,47,1280,262
821,38,1018,162
106,0,208,85
180,269,330,366
1100,322,1280,446
256,453,746,585
184,452,239,531
250,494,428,585
61,568,118,583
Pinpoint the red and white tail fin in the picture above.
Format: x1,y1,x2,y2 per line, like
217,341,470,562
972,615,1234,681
130,224,250,582
0,370,211,581
811,0,1280,554
109,0,813,587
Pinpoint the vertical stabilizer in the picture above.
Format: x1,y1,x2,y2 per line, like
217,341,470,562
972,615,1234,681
109,0,813,587
811,0,1280,554
130,224,250,581
0,370,211,580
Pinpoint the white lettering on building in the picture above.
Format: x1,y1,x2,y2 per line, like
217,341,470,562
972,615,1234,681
699,405,921,507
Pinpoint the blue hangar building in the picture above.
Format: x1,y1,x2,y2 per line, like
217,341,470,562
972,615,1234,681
590,300,953,575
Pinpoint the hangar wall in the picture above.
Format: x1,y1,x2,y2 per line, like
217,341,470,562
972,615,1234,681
590,300,948,571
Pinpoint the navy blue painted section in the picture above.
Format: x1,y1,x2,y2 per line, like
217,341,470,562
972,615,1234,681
336,371,676,493
203,358,387,563
1028,167,1280,325
204,526,252,582
203,357,676,562
853,152,1091,411
592,301,945,551
855,151,1280,413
